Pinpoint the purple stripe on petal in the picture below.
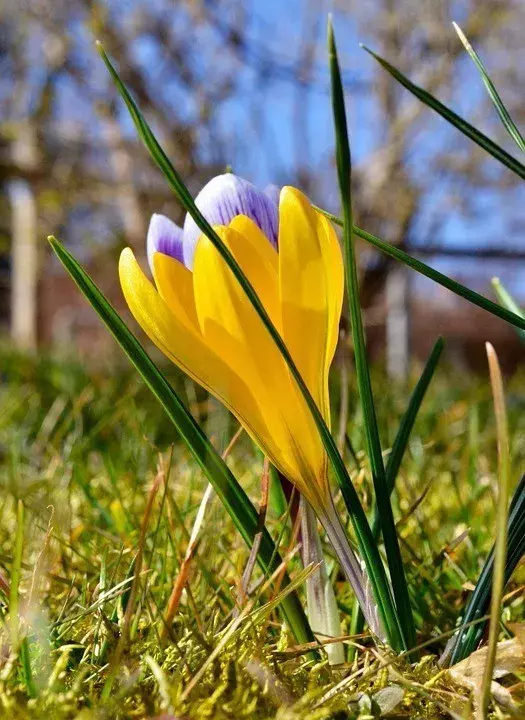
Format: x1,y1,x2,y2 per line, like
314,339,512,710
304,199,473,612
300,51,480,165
182,174,279,268
147,213,184,274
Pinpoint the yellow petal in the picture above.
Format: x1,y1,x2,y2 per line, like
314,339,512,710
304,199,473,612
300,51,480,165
314,209,344,369
192,228,324,495
227,215,281,331
119,248,275,457
279,187,343,426
152,251,199,330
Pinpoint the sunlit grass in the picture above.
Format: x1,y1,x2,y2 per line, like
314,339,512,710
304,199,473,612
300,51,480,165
0,345,523,718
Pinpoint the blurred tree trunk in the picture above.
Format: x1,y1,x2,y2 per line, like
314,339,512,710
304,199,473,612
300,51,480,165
9,125,38,350
386,263,410,379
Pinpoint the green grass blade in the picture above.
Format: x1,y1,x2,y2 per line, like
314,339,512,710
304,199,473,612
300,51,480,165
349,337,444,654
491,278,525,343
453,23,525,155
450,474,525,664
19,637,37,698
10,499,24,649
315,208,525,336
329,19,413,653
268,466,288,520
48,236,314,649
385,337,445,494
97,43,400,649
362,46,525,181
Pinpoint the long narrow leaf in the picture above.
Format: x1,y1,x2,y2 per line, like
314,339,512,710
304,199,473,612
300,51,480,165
48,236,315,649
385,337,445,493
328,20,411,653
315,207,525,335
350,337,444,651
362,46,525,181
450,475,525,664
491,278,525,343
453,23,525,154
97,44,399,649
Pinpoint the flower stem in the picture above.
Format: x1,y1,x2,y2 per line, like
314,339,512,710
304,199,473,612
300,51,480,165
301,498,345,665
318,497,385,642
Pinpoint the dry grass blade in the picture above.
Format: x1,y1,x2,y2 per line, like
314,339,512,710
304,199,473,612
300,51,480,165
239,457,270,602
162,426,244,632
28,506,54,607
479,343,511,718
161,482,215,634
395,478,434,529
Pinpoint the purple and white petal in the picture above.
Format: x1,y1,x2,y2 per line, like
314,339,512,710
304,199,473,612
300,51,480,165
182,174,279,268
147,213,184,274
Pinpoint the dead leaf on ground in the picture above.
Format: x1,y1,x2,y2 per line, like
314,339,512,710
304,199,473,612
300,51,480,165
448,631,525,712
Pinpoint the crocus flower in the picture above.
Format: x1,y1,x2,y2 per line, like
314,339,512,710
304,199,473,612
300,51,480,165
119,173,382,637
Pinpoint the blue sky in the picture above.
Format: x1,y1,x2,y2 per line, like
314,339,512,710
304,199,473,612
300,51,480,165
52,0,524,302
207,0,525,302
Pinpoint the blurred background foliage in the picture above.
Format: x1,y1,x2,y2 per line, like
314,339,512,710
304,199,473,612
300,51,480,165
0,0,524,368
